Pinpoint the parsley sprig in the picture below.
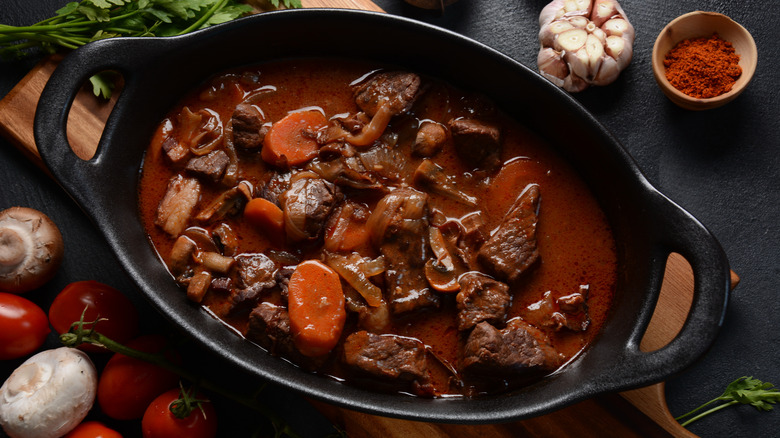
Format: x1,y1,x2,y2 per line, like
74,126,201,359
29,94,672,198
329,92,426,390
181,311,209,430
676,376,780,427
0,0,302,97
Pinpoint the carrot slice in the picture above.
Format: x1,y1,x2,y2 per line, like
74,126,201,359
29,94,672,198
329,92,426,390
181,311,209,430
262,110,327,167
244,198,284,233
287,260,346,357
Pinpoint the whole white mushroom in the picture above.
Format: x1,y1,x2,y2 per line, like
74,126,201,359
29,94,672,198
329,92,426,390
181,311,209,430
0,207,64,293
0,348,97,438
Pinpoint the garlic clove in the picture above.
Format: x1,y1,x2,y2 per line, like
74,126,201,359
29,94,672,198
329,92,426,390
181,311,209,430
603,18,629,36
605,35,625,59
555,28,588,52
537,48,569,86
592,56,620,86
539,20,574,47
569,16,589,28
592,0,617,26
564,0,591,14
585,33,605,70
591,27,606,44
563,73,589,92
566,49,590,81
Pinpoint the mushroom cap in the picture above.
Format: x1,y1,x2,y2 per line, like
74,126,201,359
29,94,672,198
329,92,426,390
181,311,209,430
0,348,97,438
0,207,64,293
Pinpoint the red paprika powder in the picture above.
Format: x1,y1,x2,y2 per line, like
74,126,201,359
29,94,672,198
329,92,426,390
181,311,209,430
663,33,742,98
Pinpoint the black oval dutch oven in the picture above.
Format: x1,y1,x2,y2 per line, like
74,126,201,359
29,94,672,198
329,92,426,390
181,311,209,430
33,9,730,424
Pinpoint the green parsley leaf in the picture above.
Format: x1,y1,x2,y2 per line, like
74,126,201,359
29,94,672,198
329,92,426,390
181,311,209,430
88,71,115,99
676,376,780,427
1,0,301,98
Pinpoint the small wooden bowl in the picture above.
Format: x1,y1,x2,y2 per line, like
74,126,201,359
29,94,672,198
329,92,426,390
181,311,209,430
652,11,757,111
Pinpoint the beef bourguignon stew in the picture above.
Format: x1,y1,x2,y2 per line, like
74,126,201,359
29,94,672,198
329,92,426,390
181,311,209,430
138,59,618,397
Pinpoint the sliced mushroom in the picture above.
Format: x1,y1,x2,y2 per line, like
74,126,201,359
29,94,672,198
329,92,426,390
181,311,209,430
212,223,239,256
195,180,252,224
169,235,197,277
0,207,64,293
424,227,460,293
187,270,213,303
194,251,235,274
413,160,478,207
412,121,448,157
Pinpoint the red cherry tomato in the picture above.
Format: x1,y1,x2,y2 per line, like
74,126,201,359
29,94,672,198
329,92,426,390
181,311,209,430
98,335,180,420
48,280,139,352
63,421,122,438
0,292,50,360
142,388,218,438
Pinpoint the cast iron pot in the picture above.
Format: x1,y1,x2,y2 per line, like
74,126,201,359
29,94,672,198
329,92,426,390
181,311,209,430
34,9,730,423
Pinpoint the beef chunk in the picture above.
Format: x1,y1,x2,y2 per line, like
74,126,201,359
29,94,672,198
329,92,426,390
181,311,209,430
246,302,316,368
231,253,277,311
155,175,201,237
274,265,295,304
367,188,440,314
185,150,229,183
162,136,190,165
258,172,291,206
478,184,540,283
231,103,268,150
235,253,276,290
353,72,421,117
210,276,232,294
461,319,562,376
342,331,429,383
448,118,502,171
456,272,511,331
279,177,341,242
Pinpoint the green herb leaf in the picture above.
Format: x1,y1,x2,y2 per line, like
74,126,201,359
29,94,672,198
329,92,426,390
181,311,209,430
676,376,780,427
88,72,115,99
207,5,254,25
1,0,300,99
55,2,81,16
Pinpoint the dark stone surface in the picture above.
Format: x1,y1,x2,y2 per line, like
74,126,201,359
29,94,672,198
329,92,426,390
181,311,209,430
1,1,778,437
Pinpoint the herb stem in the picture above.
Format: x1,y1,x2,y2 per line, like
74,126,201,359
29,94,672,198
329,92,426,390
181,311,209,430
0,20,93,34
177,0,229,35
674,397,723,421
60,327,303,438
679,401,738,427
0,32,88,49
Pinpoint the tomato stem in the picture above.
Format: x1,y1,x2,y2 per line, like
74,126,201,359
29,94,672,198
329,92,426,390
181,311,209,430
60,321,303,438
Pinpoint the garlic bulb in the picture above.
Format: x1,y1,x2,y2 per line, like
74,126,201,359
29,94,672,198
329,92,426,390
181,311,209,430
537,0,635,92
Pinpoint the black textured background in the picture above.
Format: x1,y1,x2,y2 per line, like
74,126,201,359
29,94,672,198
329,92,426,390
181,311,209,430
1,1,778,437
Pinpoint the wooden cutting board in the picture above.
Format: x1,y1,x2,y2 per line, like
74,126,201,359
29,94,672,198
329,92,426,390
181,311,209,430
0,1,739,436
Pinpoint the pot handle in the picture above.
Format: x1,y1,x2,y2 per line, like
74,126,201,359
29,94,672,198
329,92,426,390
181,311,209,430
34,38,149,211
617,191,731,384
